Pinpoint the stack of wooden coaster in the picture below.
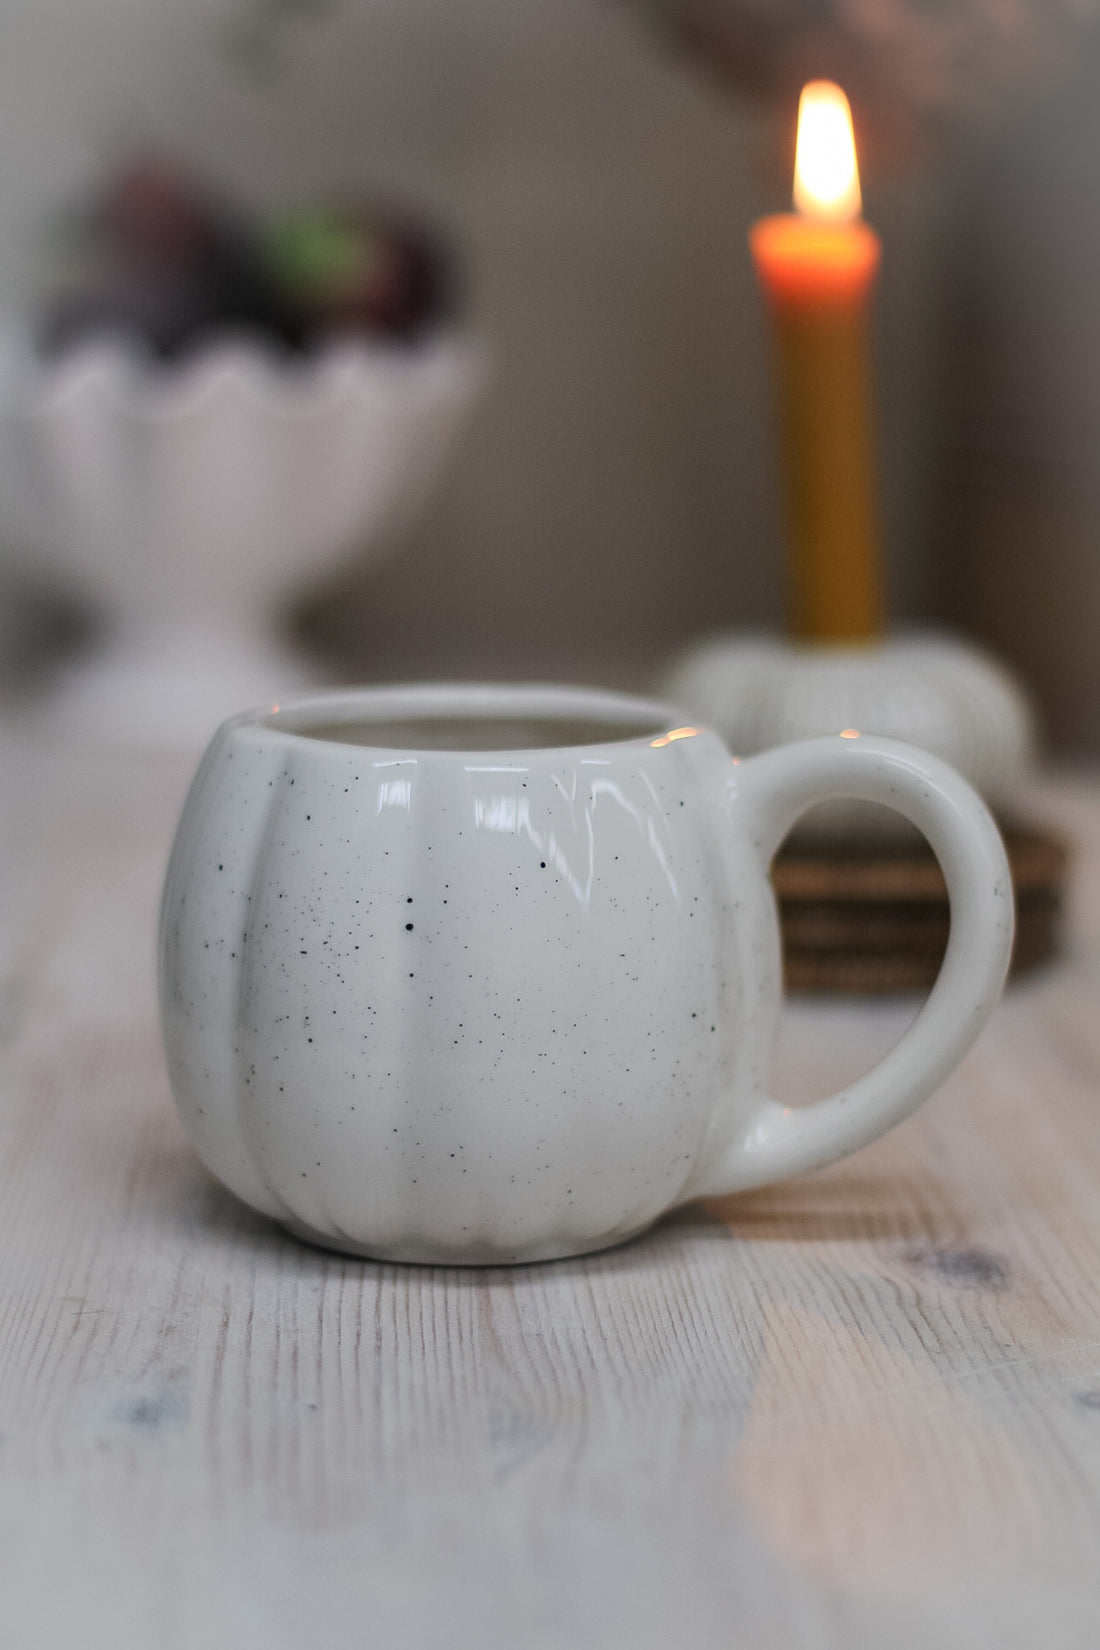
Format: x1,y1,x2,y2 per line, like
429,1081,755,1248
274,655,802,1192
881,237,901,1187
772,823,1067,993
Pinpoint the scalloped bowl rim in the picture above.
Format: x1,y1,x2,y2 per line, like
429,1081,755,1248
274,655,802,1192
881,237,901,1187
0,322,487,423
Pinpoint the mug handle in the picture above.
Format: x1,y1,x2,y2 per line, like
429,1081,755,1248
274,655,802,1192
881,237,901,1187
692,734,1014,1197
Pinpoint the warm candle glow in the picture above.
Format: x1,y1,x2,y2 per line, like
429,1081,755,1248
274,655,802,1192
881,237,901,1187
793,81,861,223
749,79,882,640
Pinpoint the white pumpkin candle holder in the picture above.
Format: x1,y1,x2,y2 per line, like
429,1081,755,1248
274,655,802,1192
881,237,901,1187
662,630,1037,839
0,325,485,745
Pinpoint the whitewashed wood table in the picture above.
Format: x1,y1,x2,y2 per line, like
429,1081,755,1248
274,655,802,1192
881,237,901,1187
2,717,1100,1650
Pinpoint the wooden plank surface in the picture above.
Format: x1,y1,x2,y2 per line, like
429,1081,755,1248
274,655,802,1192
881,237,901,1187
1,720,1100,1649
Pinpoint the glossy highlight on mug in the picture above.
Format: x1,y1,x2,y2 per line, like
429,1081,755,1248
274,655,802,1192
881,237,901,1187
650,726,701,747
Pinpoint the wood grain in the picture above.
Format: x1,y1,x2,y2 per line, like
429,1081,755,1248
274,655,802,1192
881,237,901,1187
0,727,1099,1649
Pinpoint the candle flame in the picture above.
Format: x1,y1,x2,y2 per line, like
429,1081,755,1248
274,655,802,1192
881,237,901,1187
794,81,861,223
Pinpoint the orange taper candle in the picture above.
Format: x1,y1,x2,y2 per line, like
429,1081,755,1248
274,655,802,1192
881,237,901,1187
750,81,883,642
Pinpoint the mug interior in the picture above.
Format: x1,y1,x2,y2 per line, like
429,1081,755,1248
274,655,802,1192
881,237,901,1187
258,687,681,753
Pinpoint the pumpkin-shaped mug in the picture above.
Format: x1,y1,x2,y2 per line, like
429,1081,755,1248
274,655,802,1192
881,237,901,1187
158,683,1013,1263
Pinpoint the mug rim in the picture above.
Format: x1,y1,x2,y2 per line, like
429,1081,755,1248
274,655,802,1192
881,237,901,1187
227,681,697,756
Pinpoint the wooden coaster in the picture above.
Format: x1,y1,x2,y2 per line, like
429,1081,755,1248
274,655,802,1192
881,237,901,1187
772,822,1068,994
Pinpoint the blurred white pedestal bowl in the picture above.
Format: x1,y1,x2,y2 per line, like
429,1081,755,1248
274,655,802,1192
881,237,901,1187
0,326,485,745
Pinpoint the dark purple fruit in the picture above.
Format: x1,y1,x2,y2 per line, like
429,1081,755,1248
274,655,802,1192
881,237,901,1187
39,158,302,359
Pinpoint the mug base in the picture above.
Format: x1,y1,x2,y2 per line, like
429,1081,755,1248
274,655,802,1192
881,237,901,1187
278,1214,659,1267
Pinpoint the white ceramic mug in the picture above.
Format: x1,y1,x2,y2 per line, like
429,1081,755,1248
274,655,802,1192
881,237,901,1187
159,683,1013,1264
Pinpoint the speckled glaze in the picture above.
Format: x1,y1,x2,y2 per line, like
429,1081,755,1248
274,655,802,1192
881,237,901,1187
158,684,1014,1264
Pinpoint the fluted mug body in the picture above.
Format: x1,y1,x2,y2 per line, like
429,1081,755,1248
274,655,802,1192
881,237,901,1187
159,683,1013,1263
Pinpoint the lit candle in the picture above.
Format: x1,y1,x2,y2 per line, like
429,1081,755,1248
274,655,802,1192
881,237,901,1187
750,81,883,642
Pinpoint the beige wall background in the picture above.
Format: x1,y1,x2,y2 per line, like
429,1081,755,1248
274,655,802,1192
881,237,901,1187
1,0,1098,750
938,71,1100,758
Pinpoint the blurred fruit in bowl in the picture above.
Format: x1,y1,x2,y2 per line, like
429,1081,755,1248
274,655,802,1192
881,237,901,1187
264,204,457,343
0,157,484,745
38,156,459,359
